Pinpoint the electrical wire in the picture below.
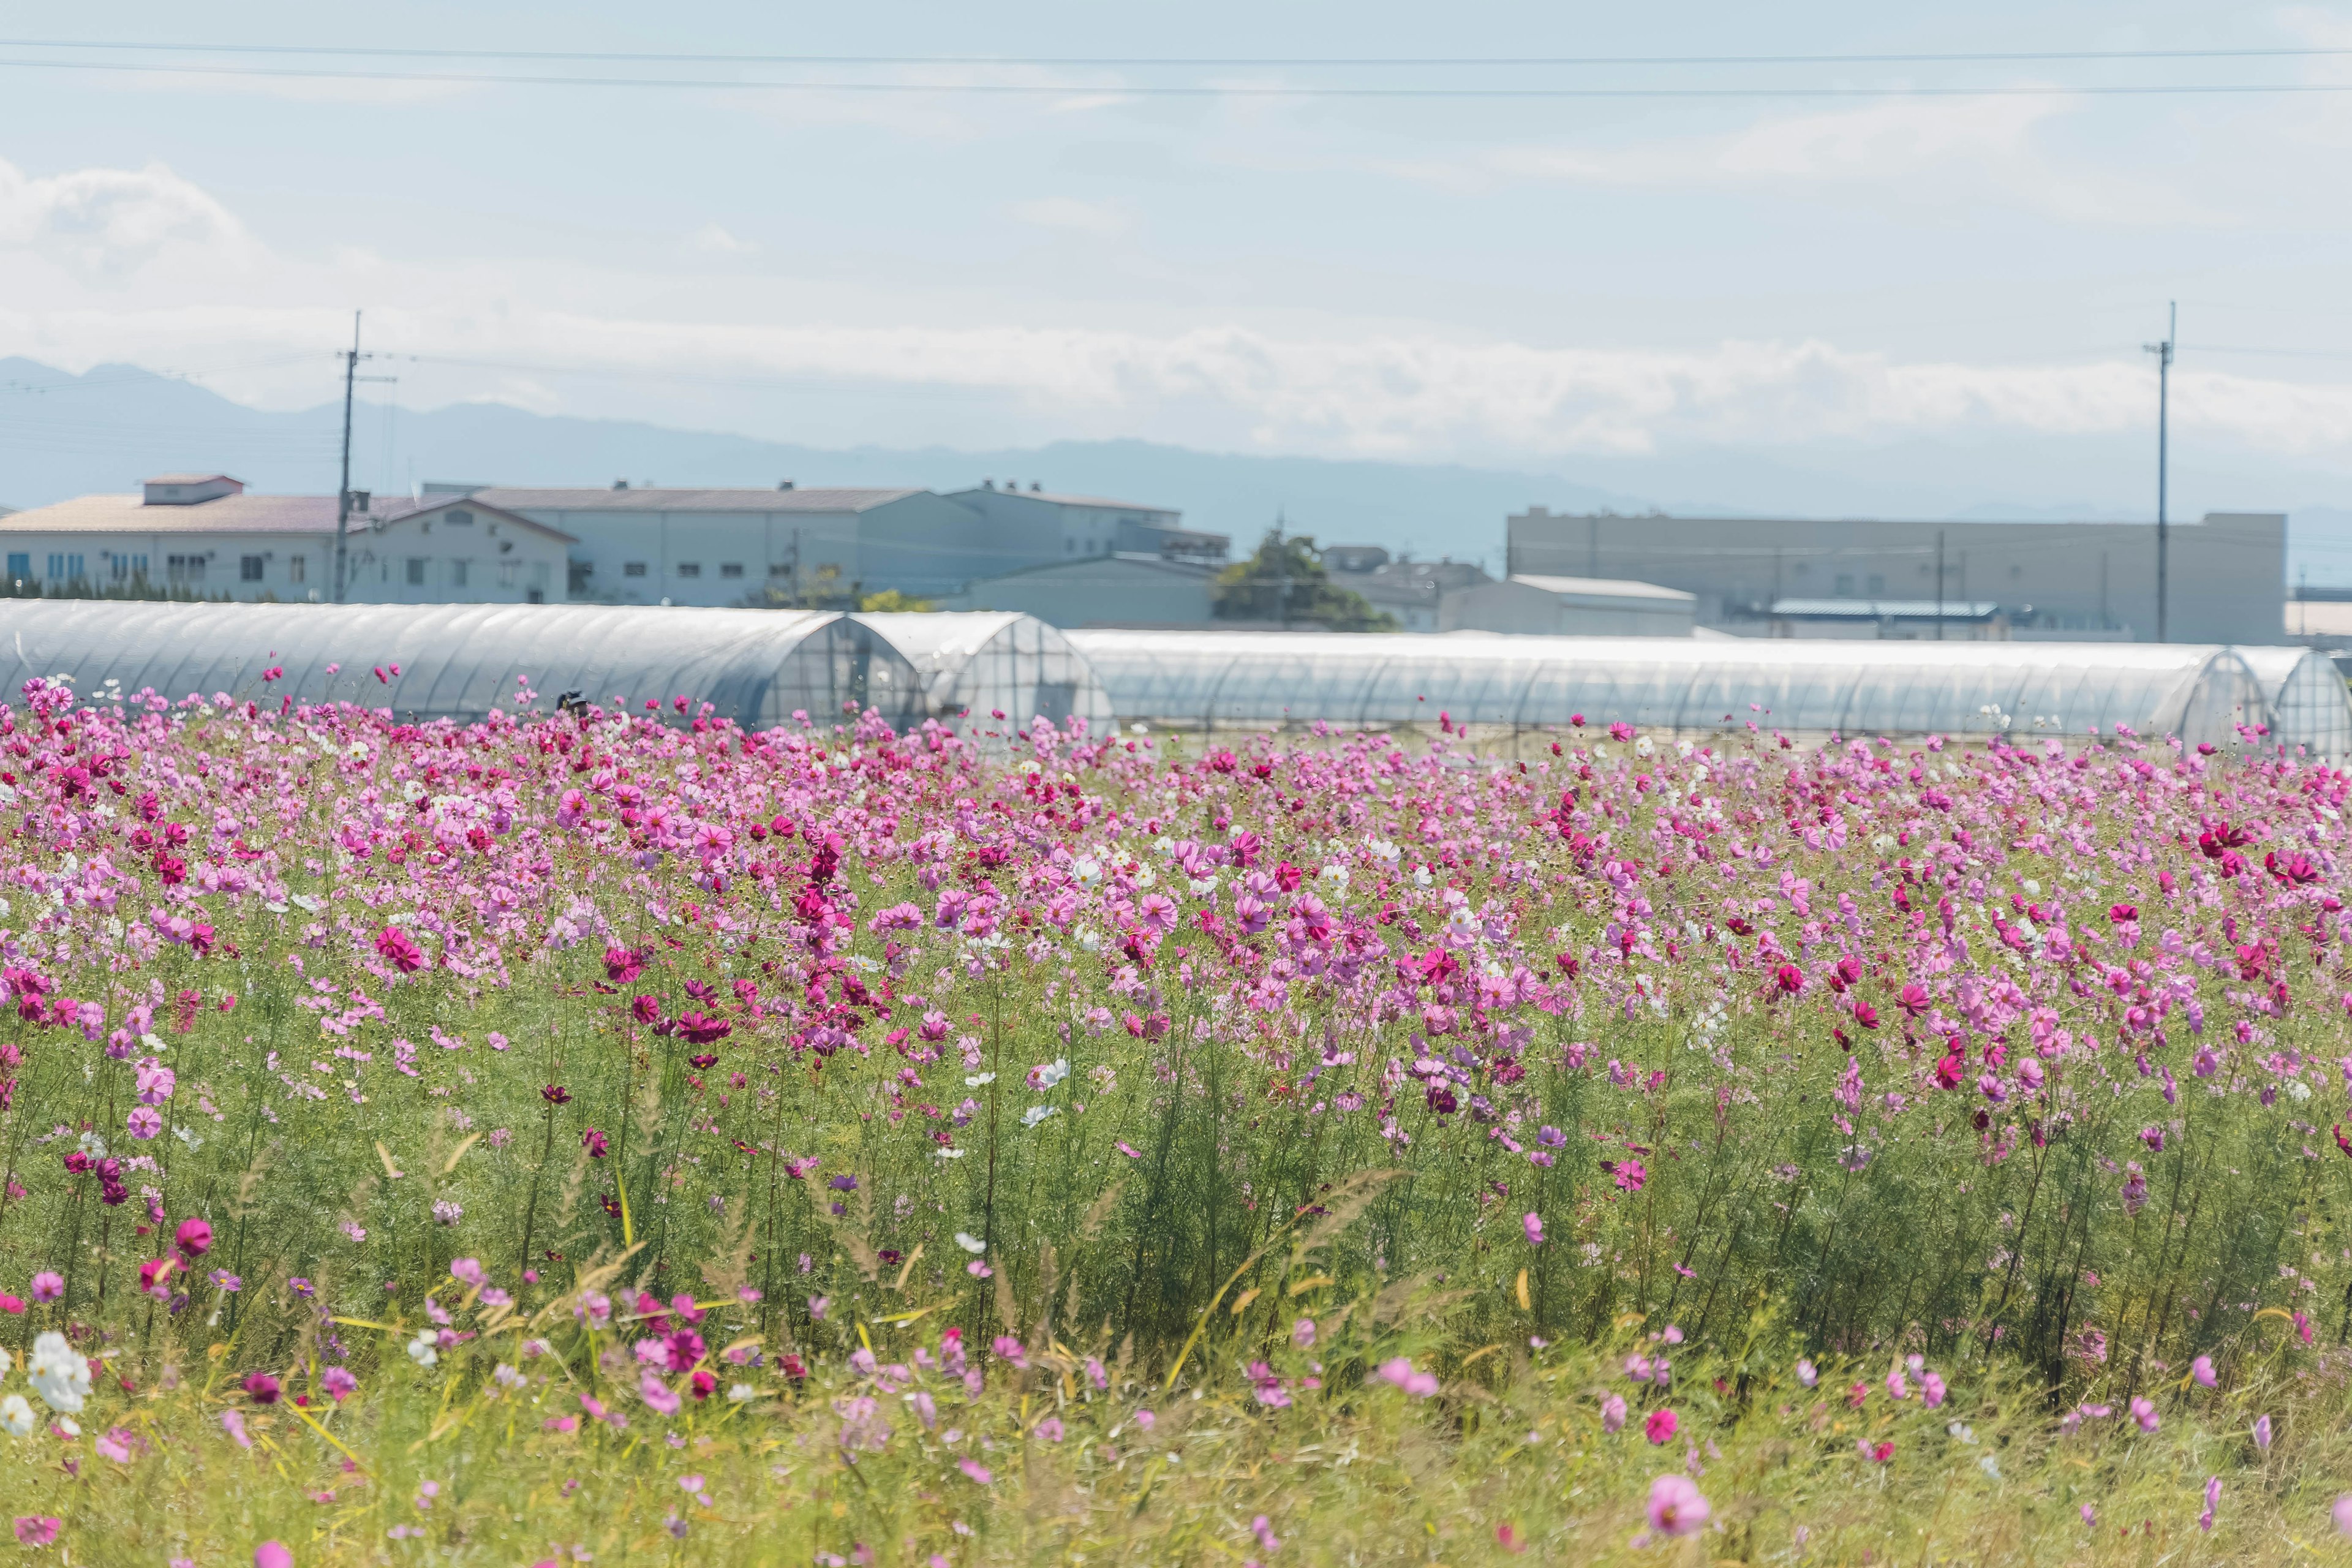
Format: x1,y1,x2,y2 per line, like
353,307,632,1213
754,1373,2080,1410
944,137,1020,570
1,55,2351,97
4,38,2351,68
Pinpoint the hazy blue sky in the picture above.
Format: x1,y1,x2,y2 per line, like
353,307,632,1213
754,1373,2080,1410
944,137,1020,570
8,2,2352,521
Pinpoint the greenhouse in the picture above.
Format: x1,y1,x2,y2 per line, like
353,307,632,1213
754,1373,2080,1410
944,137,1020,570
0,601,925,730
1061,630,2350,755
2231,646,2352,761
853,611,1114,733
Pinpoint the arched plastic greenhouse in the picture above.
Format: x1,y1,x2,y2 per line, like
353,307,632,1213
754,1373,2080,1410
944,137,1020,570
1062,631,2351,755
853,611,1114,733
0,601,925,730
2230,646,2352,761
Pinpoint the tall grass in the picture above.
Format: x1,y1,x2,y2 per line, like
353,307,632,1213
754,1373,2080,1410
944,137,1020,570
0,677,2347,1558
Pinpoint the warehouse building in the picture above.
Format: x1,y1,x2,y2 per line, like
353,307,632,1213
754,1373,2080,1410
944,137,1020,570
0,475,571,603
1506,508,2285,645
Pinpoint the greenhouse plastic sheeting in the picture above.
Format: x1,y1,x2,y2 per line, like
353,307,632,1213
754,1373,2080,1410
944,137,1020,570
0,601,925,730
2229,646,2352,761
1062,631,2287,750
853,612,1114,732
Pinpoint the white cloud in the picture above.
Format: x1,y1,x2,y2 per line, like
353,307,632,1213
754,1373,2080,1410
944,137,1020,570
1389,94,2207,226
0,157,253,282
685,224,758,256
0,150,2335,468
1009,197,1126,236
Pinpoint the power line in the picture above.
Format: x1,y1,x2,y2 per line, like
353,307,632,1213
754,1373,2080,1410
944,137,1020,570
6,38,2352,68
5,55,2352,97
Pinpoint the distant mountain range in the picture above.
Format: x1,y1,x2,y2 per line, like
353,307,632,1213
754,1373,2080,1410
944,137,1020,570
6,355,2352,587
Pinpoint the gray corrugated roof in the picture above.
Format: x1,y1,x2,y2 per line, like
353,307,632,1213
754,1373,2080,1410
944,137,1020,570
0,492,575,543
478,486,921,514
1770,598,2001,618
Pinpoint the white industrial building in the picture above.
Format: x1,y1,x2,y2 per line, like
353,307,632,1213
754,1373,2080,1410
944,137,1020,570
0,475,571,604
941,552,1221,625
453,483,987,606
1441,573,1697,636
437,479,1223,609
1508,507,2287,645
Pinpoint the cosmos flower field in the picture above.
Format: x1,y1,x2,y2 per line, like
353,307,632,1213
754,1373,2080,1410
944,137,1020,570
3,674,2352,1563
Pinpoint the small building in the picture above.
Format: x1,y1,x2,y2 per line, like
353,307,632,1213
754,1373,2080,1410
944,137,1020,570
944,481,1226,569
1325,547,1493,633
1765,598,2008,639
941,552,1219,627
1441,573,1697,636
0,476,572,603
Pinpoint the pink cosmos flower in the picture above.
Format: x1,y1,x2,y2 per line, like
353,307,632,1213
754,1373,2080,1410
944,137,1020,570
29,1272,61,1303
14,1517,61,1548
639,1371,681,1415
1644,1408,1679,1444
1600,1393,1627,1434
1646,1474,1710,1537
1374,1358,1438,1398
1522,1212,1544,1246
2130,1396,2159,1433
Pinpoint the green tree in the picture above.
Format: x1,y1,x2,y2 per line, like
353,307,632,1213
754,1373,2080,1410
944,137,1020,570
859,589,936,612
1211,528,1396,631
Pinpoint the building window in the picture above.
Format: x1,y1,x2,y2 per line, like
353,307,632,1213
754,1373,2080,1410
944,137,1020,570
167,554,206,586
5,553,25,581
406,557,428,586
46,554,63,580
624,561,648,578
526,587,545,604
769,562,792,578
1833,573,1855,597
451,560,470,588
500,560,518,587
1866,573,1885,595
676,562,701,578
447,509,474,526
241,556,265,582
720,562,744,579
287,556,305,584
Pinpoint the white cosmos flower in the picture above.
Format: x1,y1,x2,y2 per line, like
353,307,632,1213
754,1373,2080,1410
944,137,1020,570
407,1331,440,1368
1021,1104,1060,1128
953,1232,987,1254
0,1394,32,1436
28,1334,88,1415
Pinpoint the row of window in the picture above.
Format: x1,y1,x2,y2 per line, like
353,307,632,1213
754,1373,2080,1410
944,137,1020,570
9,552,170,583
620,561,752,579
398,557,549,589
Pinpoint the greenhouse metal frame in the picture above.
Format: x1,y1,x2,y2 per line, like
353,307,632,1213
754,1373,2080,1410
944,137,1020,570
852,611,1113,733
1063,631,2352,757
0,601,926,731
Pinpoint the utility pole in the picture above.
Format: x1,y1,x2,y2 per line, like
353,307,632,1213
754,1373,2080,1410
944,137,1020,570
332,312,372,605
1272,509,1291,628
1935,530,1945,641
2144,302,2174,642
